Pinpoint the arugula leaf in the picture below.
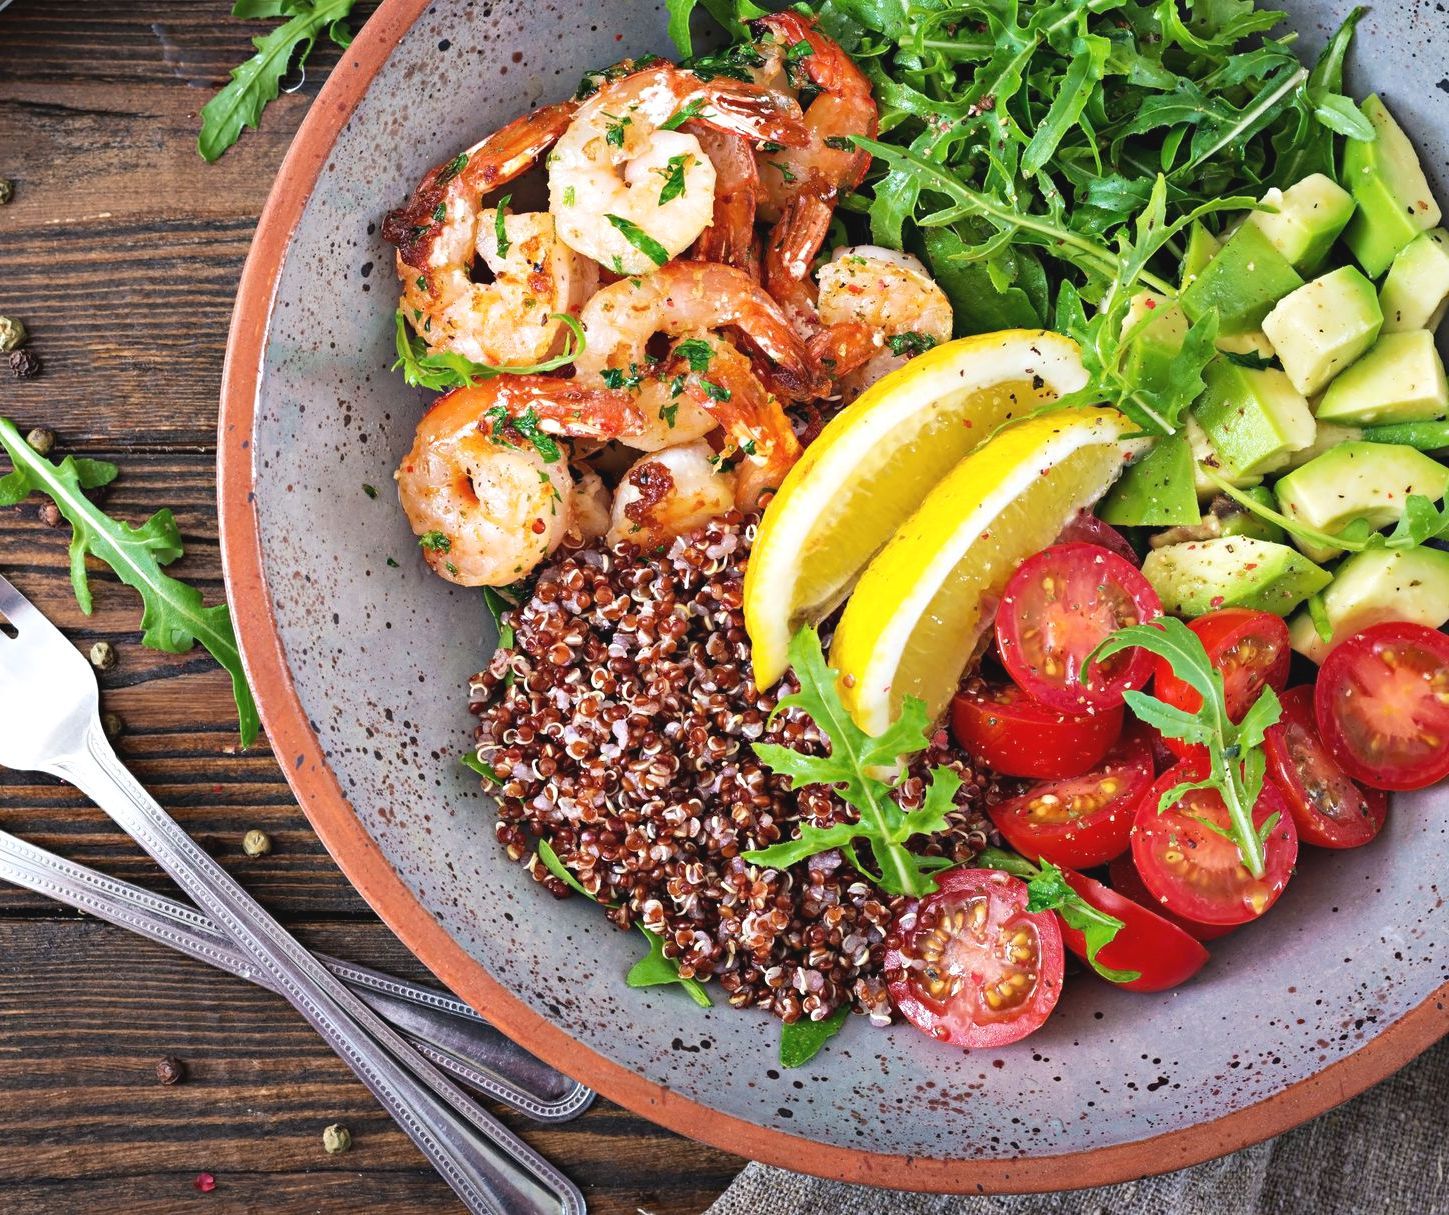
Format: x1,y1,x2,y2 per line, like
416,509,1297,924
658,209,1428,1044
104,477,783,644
460,752,501,782
1270,8,1368,187
745,626,960,896
665,0,765,57
0,417,259,747
1090,618,1280,877
199,0,357,162
482,586,517,650
779,1004,849,1068
1025,861,1141,985
393,310,585,391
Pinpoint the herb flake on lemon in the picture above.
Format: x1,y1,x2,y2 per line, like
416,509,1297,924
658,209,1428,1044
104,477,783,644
745,331,1089,688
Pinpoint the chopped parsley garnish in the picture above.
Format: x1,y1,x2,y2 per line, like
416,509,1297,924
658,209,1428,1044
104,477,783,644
700,378,731,402
785,38,813,63
660,402,679,427
362,483,377,499
439,151,469,181
562,185,577,207
482,404,563,464
655,154,691,205
385,556,399,568
418,530,452,553
886,331,939,357
431,200,447,223
739,437,757,456
493,193,512,258
603,111,632,148
601,365,643,391
605,214,670,267
823,135,856,152
659,97,708,131
414,274,428,292
767,160,797,183
683,41,766,82
673,338,713,372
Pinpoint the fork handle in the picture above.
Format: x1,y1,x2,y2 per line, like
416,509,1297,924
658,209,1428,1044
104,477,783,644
55,722,583,1215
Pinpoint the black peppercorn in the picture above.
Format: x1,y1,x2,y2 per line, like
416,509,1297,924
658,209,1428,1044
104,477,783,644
38,503,61,528
9,349,40,380
155,1056,185,1085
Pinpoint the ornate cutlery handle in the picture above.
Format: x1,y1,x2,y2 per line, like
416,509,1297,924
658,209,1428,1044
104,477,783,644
54,721,584,1215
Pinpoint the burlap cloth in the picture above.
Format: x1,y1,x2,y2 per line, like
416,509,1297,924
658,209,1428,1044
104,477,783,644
706,1036,1448,1215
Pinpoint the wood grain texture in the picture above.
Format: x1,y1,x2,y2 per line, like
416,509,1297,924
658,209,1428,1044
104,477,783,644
0,4,742,1211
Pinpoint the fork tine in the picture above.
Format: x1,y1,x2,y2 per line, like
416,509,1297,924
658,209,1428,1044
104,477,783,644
0,569,65,640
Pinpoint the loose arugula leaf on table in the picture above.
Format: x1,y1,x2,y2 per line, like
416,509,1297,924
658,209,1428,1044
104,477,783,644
744,625,962,898
0,417,260,747
199,0,358,162
973,848,1140,984
535,839,712,1007
459,752,502,782
779,1004,850,1068
392,310,585,391
1089,617,1280,878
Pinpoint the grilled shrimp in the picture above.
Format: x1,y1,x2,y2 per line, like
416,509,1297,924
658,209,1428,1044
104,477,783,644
384,103,591,366
548,64,807,275
395,377,642,586
687,126,760,275
607,441,737,547
812,246,953,399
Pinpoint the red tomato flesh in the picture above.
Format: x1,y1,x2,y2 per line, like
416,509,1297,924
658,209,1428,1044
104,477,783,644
1315,622,1449,792
885,868,1063,1048
1266,685,1388,848
996,543,1162,713
1056,868,1210,992
951,680,1123,779
988,725,1155,869
1056,510,1141,567
1154,609,1291,761
1131,763,1298,926
1107,854,1235,942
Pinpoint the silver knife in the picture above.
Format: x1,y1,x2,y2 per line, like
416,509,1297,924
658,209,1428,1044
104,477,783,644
0,827,592,1123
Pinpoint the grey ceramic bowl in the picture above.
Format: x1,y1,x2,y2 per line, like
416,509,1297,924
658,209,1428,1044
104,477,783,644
218,0,1449,1191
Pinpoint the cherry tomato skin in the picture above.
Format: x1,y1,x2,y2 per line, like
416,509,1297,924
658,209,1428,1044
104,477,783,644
1266,686,1388,848
996,543,1163,713
1131,763,1298,926
1154,609,1291,762
885,868,1063,1049
1315,622,1449,792
1056,510,1141,567
1107,855,1235,942
951,681,1123,779
988,726,1155,869
1055,868,1210,992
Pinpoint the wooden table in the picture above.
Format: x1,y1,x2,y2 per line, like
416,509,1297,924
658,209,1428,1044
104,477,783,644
0,4,742,1210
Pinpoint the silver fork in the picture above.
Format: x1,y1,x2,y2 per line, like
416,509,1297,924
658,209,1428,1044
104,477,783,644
0,827,593,1123
0,571,584,1215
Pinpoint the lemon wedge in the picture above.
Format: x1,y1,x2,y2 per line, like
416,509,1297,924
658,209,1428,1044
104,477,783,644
831,407,1141,735
744,330,1089,688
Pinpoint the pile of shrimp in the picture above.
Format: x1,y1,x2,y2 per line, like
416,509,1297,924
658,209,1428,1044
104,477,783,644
383,14,953,588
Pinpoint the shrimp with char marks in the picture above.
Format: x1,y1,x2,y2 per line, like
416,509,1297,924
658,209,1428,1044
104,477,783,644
395,378,642,587
608,440,738,548
548,64,807,276
384,103,591,367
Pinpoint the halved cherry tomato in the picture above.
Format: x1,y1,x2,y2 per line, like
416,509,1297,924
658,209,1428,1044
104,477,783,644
1107,854,1235,942
885,868,1063,1048
988,725,1155,868
1315,622,1449,792
1131,763,1298,926
1055,867,1210,992
1154,609,1291,761
1056,509,1141,567
1267,685,1388,848
996,543,1163,713
951,680,1123,779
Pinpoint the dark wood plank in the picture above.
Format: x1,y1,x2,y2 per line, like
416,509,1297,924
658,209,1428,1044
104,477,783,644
0,2,741,1210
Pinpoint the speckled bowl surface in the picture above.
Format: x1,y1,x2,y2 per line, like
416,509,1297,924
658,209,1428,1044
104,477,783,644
219,0,1449,1191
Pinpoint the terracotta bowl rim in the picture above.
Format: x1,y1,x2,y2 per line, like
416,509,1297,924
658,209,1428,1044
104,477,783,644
216,0,1449,1191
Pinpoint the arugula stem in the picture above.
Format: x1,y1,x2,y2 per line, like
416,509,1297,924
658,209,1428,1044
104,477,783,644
1204,469,1367,552
1173,67,1307,178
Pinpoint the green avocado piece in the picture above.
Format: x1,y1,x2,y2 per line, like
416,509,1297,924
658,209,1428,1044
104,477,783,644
1142,536,1331,617
1261,266,1382,397
1148,488,1286,548
1274,441,1449,562
1379,228,1449,333
1245,174,1356,274
1187,415,1262,502
1099,434,1199,527
1342,95,1443,279
1181,222,1222,290
1181,223,1305,336
1316,330,1449,426
1193,361,1316,478
1289,546,1449,663
1120,291,1189,398
1282,422,1362,469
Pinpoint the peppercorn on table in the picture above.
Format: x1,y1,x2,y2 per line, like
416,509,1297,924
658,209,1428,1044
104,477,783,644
0,4,740,1210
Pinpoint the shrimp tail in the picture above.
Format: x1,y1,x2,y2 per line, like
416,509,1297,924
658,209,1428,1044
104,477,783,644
690,79,810,149
808,320,879,385
763,184,835,335
688,126,760,275
450,376,645,441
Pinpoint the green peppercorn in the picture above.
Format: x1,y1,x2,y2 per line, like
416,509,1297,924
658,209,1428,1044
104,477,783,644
242,829,272,857
88,641,117,671
101,711,124,739
0,316,26,354
322,1123,352,1154
0,180,12,205
25,427,54,455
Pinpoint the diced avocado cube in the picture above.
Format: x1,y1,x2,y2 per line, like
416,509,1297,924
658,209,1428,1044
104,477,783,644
1215,330,1275,360
1245,174,1356,274
1143,536,1331,617
1099,434,1199,527
1181,222,1222,290
1274,441,1449,562
1289,546,1449,663
1120,292,1189,398
1261,266,1383,397
1342,95,1443,278
1316,330,1449,425
1193,361,1316,478
1282,422,1363,469
1149,487,1286,548
1379,229,1449,333
1180,223,1304,336
1186,415,1262,502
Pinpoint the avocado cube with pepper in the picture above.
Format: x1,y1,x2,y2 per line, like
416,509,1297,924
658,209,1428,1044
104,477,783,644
1180,223,1304,336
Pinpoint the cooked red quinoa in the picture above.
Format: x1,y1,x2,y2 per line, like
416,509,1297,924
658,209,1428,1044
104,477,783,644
470,513,1011,1024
